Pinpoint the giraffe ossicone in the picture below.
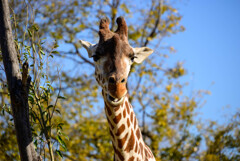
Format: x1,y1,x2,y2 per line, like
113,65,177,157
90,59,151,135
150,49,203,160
80,17,156,161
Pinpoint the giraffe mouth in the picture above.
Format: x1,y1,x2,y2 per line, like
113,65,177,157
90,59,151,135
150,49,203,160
106,94,125,106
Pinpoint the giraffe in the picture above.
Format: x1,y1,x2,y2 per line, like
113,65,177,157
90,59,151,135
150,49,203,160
80,17,156,161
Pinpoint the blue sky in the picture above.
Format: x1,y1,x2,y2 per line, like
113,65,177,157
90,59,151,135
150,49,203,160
65,0,240,125
166,0,240,124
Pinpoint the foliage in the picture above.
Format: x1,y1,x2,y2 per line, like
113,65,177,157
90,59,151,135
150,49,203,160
200,112,240,161
0,0,239,161
1,4,67,160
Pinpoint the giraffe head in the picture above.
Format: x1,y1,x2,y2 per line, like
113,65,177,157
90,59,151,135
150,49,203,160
80,17,153,106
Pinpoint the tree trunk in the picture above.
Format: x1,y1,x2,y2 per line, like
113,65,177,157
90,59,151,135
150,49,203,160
0,0,41,160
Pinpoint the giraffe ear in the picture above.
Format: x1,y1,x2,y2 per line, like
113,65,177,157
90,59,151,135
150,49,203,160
79,40,98,58
133,47,154,64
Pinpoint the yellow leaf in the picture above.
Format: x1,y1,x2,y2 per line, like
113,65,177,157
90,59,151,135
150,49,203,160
172,9,178,13
174,95,179,101
166,84,172,92
112,8,117,15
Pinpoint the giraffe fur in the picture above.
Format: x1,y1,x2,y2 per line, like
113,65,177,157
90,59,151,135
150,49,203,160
80,17,155,161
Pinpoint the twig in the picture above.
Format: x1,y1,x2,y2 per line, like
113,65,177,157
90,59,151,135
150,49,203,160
50,68,61,120
144,0,163,46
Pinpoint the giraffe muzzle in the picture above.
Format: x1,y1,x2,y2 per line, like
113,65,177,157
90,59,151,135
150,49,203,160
106,93,126,107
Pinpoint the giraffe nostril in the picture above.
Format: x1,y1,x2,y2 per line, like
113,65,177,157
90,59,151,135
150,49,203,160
121,78,125,83
109,77,115,84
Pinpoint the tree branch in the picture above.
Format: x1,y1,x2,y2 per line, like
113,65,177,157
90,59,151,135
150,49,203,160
144,0,163,46
110,0,120,30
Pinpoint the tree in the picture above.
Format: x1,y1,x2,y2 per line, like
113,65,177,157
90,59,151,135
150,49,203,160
0,0,239,161
200,112,240,161
0,0,40,160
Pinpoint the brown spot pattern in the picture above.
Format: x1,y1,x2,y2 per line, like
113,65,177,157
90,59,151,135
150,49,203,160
146,145,153,157
113,113,122,124
134,117,137,129
113,145,124,161
127,118,130,127
128,156,135,161
136,128,141,139
125,101,130,114
130,112,133,123
145,148,149,157
123,108,126,118
114,105,120,112
118,132,128,149
135,142,138,153
124,129,135,152
139,142,143,156
116,124,125,136
105,103,112,116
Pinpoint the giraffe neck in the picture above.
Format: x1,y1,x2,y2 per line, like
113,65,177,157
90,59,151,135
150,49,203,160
103,92,155,161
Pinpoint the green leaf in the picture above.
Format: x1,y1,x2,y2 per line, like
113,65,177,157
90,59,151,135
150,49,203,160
55,109,61,115
34,140,38,149
51,50,59,54
49,86,54,92
57,123,64,129
120,3,130,13
1,107,5,116
28,29,32,37
28,95,34,103
47,105,54,109
57,96,66,99
38,51,43,59
56,150,63,158
30,111,37,122
32,44,36,53
32,24,39,31
40,49,45,55
54,43,59,48
57,135,67,151
40,86,46,90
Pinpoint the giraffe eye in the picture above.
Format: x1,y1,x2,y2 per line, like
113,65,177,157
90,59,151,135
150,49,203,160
130,55,137,62
93,55,100,62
